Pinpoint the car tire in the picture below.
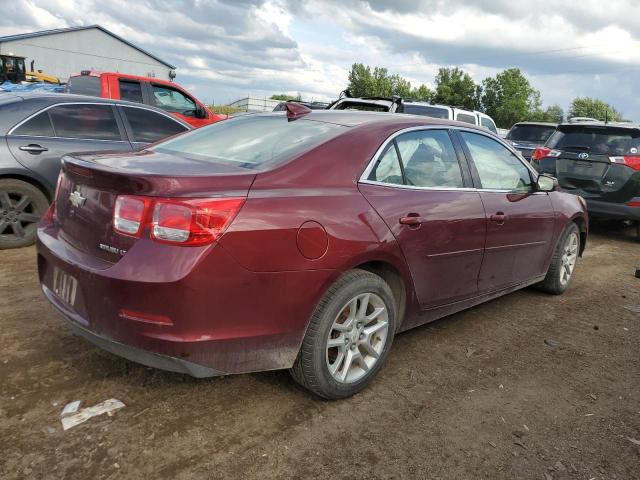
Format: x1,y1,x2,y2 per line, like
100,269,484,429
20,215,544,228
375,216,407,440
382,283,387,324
0,179,50,249
536,222,581,295
290,269,397,399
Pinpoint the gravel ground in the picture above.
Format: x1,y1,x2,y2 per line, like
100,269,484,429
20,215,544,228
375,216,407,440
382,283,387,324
1,224,639,479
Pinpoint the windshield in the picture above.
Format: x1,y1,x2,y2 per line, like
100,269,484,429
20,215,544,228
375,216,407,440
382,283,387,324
153,115,347,169
401,105,449,119
332,101,390,112
507,125,556,144
546,125,640,155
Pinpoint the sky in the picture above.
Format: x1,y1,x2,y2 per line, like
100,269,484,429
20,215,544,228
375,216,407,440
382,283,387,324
3,0,640,119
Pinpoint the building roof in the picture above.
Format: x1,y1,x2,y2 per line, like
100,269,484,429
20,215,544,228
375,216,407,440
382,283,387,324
0,25,175,69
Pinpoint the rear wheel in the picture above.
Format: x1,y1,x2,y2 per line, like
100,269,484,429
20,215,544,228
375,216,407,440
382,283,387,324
537,222,580,295
0,179,49,249
290,269,397,399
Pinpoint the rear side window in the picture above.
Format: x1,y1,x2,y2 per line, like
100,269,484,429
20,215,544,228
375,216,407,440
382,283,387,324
122,106,188,143
402,105,449,119
547,126,640,155
455,113,477,125
368,130,464,188
48,104,122,141
507,124,556,143
119,80,143,103
67,75,101,96
12,111,55,137
154,115,346,169
480,116,498,133
461,131,533,192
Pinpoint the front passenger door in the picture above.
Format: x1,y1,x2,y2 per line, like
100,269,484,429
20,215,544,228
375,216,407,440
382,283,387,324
458,131,555,292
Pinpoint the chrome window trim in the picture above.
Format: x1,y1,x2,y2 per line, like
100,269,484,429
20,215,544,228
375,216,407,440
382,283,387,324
7,101,189,138
359,125,543,194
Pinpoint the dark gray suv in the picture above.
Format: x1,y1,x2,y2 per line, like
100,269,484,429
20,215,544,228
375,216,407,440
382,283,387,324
0,93,191,248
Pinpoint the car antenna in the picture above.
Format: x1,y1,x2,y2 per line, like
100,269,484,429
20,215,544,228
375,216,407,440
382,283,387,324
285,101,312,121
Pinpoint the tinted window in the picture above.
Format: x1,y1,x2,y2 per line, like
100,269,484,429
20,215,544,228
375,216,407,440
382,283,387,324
546,125,640,155
333,101,390,112
123,107,188,143
507,124,556,143
119,80,143,103
154,115,346,169
152,84,197,116
402,105,449,119
13,111,54,137
67,75,101,96
48,104,121,141
368,144,403,184
480,116,498,133
456,113,477,125
461,132,533,192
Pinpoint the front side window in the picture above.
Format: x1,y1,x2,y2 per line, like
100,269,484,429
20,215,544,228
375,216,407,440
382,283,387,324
461,131,533,192
48,104,122,141
122,107,188,143
152,84,197,116
119,80,143,103
368,130,464,188
480,116,498,133
12,111,55,137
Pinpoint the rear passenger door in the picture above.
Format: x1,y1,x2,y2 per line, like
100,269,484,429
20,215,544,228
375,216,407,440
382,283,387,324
359,128,486,310
457,130,555,292
118,106,189,148
6,103,132,191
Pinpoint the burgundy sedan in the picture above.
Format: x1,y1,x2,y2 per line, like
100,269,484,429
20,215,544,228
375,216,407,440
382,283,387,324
37,106,587,399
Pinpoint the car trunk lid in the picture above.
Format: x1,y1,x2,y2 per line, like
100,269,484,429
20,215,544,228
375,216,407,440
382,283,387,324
54,150,256,262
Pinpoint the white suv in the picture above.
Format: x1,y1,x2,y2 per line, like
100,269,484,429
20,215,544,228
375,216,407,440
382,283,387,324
327,95,498,134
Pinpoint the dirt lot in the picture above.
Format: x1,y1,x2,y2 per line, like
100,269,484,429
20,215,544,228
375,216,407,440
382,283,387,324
1,224,639,480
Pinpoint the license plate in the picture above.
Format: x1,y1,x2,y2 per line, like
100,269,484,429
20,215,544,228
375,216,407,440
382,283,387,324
53,267,78,306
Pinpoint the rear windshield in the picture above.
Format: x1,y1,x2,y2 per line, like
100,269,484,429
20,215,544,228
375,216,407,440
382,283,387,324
507,125,556,143
546,125,640,155
402,105,449,119
332,101,390,112
153,115,347,169
67,75,101,96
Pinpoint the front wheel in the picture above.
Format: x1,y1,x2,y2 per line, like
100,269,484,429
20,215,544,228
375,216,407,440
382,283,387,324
290,269,397,399
536,222,581,295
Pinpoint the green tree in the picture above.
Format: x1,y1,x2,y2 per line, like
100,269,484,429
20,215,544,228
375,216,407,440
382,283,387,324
527,104,564,123
270,93,301,101
568,97,622,121
481,68,542,129
433,67,478,110
346,63,433,101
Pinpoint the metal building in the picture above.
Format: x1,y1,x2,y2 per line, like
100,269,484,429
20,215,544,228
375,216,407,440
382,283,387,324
0,25,175,82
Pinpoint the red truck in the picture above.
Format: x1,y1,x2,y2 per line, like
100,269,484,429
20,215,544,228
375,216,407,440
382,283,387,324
67,71,225,127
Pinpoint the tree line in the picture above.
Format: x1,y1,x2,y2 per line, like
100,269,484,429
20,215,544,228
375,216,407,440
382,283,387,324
343,63,624,129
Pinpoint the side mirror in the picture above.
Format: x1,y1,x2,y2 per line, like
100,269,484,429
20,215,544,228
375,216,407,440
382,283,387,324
536,174,557,192
195,105,207,119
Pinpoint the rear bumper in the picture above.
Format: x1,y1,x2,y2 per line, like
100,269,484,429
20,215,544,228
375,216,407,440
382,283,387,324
585,198,640,221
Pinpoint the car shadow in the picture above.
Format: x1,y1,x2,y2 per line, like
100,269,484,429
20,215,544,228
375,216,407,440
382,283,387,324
588,219,639,244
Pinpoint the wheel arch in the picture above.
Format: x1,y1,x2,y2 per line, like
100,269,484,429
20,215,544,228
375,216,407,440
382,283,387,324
0,172,54,202
570,213,588,256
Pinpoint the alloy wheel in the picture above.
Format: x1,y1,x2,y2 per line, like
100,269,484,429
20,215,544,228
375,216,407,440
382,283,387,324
0,191,42,240
559,232,579,286
325,292,389,384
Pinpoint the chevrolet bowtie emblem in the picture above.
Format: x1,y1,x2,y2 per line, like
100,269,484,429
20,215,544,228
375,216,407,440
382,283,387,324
69,190,86,208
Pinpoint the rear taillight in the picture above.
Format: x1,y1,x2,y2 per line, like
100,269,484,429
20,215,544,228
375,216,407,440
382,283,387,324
609,156,640,171
114,196,149,237
113,196,244,246
531,147,561,161
627,201,640,207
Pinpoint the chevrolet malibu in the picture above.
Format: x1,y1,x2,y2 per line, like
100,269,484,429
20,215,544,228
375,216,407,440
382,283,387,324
37,105,588,399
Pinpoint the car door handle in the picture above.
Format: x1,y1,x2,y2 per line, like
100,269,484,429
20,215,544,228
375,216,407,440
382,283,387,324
490,212,506,225
19,144,48,153
399,214,427,226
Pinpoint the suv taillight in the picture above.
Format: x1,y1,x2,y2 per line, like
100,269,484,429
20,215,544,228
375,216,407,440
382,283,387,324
531,147,561,161
113,195,244,246
609,156,640,171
